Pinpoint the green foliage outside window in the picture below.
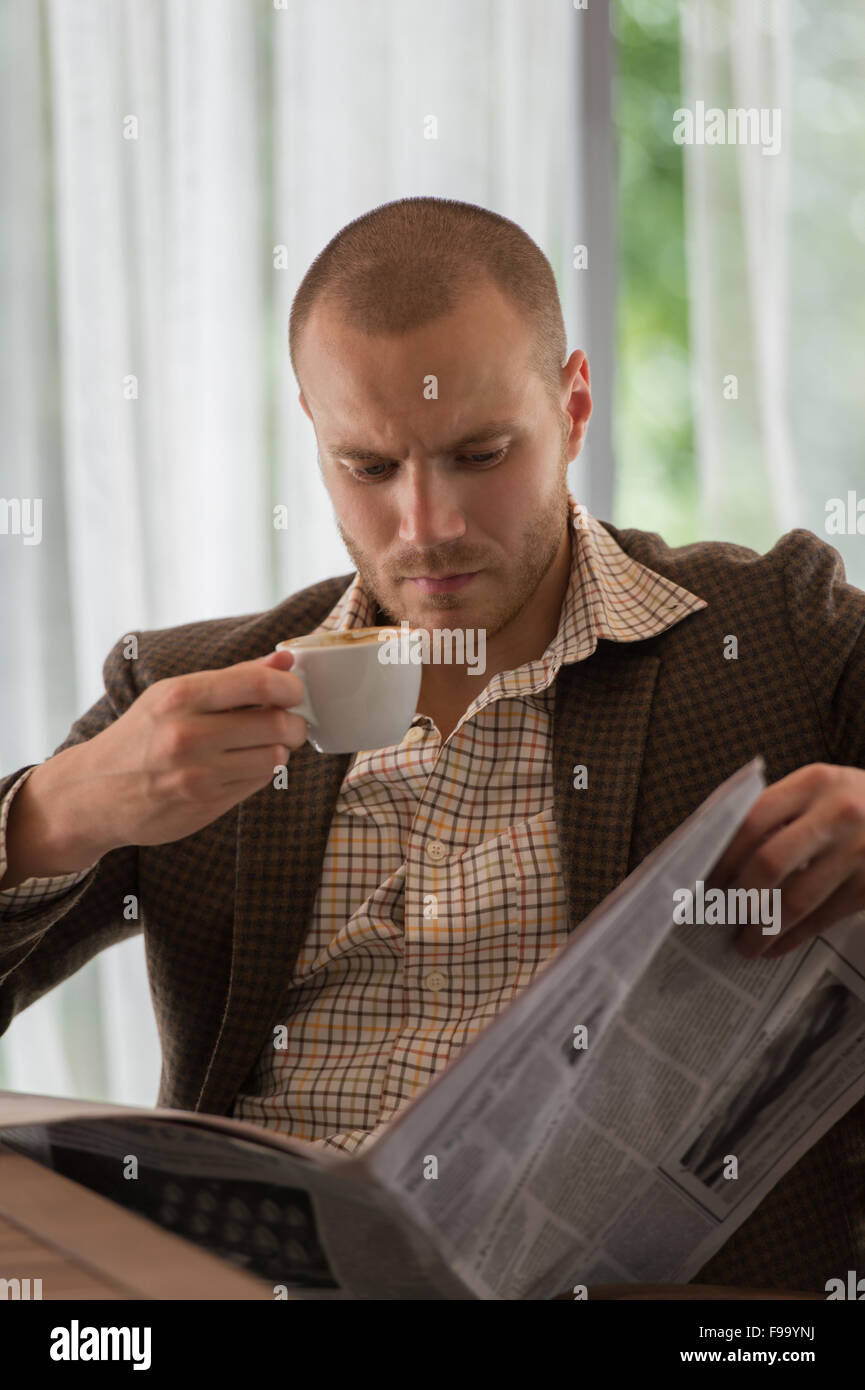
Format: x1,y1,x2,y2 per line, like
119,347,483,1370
613,0,697,544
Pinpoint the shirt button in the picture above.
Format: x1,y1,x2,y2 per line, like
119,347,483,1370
426,840,447,861
404,725,425,744
423,971,448,991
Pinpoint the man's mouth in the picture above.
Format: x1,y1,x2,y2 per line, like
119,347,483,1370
407,571,480,592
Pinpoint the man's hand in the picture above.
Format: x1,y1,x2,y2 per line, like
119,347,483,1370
0,650,310,887
705,763,865,959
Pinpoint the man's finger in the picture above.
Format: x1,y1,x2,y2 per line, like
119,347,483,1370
166,650,302,715
707,765,837,888
734,843,853,956
710,812,825,900
761,870,865,958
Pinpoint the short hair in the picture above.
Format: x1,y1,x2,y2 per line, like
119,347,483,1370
288,196,568,407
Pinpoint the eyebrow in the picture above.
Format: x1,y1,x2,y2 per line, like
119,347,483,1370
327,419,524,463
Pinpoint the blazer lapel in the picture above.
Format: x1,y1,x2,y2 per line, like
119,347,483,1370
553,640,661,933
196,742,351,1115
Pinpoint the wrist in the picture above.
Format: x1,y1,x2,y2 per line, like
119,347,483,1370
2,746,119,886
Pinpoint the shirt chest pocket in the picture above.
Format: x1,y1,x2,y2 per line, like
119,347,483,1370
440,810,568,980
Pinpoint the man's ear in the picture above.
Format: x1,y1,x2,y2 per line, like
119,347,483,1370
563,351,592,461
298,390,313,423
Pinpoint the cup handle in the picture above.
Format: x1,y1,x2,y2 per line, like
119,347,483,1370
285,663,316,729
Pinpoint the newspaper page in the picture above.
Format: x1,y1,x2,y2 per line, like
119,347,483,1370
361,758,865,1298
0,1095,474,1299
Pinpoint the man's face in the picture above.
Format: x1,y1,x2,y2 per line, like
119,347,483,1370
296,277,591,644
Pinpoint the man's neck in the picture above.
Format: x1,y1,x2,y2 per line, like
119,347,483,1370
415,520,573,722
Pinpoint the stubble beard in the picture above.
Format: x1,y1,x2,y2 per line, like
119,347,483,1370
334,461,571,645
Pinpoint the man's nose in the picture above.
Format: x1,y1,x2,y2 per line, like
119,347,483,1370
397,469,467,548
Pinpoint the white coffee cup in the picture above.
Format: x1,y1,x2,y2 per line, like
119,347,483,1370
275,626,423,754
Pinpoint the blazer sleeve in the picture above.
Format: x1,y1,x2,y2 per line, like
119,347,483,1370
0,634,142,1037
0,768,95,910
779,529,865,769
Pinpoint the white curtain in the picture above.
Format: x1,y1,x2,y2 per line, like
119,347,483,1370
0,0,611,1104
680,0,865,585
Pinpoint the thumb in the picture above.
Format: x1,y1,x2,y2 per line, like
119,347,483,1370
258,648,296,669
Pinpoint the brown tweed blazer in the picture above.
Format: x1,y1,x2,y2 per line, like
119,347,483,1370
2,521,864,1293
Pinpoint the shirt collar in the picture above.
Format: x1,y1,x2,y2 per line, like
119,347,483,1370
550,493,707,665
312,491,706,665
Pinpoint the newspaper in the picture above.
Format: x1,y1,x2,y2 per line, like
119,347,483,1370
3,757,864,1298
365,758,865,1297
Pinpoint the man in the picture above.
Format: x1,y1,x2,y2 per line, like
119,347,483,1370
1,197,864,1295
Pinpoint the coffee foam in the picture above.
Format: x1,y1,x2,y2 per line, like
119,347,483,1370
282,626,398,649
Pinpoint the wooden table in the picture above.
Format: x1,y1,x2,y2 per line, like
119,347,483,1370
0,1143,274,1299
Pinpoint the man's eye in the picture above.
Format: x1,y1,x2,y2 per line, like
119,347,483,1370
461,448,508,464
345,447,507,482
347,463,391,480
